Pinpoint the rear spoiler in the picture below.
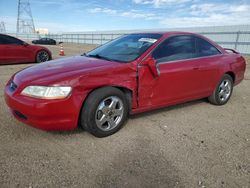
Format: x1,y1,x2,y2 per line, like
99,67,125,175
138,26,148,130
224,48,239,54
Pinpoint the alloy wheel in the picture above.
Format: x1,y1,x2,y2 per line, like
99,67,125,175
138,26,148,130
95,96,124,131
37,51,49,62
218,79,232,102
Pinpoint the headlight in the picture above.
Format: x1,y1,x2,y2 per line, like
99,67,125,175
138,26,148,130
21,86,72,99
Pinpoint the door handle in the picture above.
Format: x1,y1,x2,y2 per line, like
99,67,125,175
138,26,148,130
193,67,199,70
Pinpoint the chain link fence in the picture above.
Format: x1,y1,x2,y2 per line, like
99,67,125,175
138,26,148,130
5,31,250,55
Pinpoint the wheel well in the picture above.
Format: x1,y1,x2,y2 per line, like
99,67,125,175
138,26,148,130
225,71,235,83
91,86,133,111
77,86,133,128
114,86,133,112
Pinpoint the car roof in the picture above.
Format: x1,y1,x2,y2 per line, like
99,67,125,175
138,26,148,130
131,31,225,54
130,31,199,36
0,33,16,37
0,33,23,40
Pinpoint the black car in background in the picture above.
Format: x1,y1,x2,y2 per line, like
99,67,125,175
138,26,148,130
32,38,56,45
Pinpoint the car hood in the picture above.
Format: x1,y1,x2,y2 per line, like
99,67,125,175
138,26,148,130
13,55,120,85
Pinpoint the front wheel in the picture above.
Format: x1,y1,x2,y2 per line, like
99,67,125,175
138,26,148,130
80,87,129,137
208,74,233,105
36,50,50,63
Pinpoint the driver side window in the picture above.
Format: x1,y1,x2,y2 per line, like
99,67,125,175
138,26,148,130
152,35,195,63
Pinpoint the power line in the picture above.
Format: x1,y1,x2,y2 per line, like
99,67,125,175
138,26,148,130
16,0,35,33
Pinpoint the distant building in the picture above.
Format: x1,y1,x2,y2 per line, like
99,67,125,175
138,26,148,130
35,28,49,35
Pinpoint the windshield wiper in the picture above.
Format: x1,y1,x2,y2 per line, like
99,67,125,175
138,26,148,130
86,54,113,61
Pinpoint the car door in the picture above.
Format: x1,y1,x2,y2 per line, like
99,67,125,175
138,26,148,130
3,35,31,64
138,35,204,108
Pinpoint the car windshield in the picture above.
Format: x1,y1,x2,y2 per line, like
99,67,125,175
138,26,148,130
85,33,162,63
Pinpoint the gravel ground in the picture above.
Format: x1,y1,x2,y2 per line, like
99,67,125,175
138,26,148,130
0,44,249,188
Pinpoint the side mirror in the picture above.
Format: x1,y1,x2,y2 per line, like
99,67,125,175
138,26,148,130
144,56,160,77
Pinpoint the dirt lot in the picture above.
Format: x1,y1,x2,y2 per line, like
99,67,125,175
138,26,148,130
0,43,249,188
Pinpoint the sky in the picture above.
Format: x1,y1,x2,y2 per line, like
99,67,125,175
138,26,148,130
0,0,250,33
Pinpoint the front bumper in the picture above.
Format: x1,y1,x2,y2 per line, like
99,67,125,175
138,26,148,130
4,84,84,131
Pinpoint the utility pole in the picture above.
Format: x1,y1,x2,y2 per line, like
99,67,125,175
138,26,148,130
0,21,6,33
16,0,35,33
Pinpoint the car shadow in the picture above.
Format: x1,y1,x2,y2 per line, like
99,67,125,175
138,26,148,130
49,98,207,136
0,62,36,66
48,127,84,135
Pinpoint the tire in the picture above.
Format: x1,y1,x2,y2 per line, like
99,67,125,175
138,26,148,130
208,74,233,105
80,87,129,137
36,50,50,63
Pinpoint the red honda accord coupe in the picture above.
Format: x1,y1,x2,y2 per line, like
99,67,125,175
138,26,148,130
5,32,246,137
0,34,52,64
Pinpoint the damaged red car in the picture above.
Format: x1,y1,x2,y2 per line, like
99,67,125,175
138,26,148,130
5,32,246,137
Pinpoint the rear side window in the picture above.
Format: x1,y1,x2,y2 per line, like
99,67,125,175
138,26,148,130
152,35,195,63
0,35,23,45
0,35,9,44
196,37,221,57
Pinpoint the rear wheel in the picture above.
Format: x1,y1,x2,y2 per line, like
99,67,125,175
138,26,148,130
80,87,129,137
36,50,50,63
208,74,233,105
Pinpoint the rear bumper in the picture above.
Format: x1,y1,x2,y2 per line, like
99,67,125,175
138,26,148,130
4,85,84,131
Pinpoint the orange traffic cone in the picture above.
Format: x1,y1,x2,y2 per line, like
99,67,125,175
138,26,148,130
59,43,65,56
